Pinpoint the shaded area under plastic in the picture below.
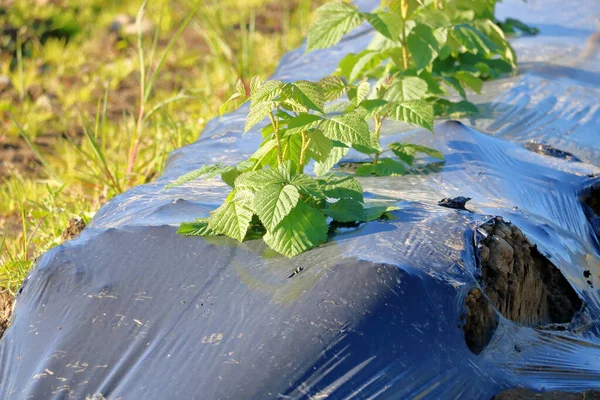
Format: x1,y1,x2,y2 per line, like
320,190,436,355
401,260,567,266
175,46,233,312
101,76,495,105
2,0,600,398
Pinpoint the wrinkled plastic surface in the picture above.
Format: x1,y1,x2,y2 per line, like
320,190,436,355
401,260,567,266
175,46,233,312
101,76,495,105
2,1,600,399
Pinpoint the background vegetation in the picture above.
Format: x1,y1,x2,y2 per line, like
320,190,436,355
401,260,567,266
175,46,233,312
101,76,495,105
0,0,323,293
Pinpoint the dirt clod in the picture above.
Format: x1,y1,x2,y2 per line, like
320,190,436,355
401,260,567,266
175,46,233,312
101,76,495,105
479,219,581,326
463,288,498,354
464,219,582,354
61,217,86,241
439,196,472,210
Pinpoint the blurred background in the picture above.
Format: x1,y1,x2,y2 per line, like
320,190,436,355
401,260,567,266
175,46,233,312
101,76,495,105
0,0,322,293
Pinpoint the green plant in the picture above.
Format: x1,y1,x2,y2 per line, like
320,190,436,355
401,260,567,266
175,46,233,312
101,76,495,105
307,0,518,105
305,0,525,174
170,77,398,257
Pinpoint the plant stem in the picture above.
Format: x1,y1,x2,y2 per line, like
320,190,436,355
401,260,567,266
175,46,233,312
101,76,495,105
373,116,383,165
399,0,410,70
269,111,283,166
299,131,311,172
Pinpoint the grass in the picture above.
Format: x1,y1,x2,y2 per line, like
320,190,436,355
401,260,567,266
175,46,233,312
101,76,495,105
0,0,323,294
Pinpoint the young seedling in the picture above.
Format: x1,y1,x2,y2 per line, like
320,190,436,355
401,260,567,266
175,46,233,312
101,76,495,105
169,77,399,257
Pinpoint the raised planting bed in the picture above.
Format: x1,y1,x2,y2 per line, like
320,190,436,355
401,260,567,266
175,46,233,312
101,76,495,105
1,0,600,398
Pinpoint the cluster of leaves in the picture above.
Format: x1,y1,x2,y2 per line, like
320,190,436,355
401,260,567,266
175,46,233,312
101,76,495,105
307,0,520,109
318,73,443,176
169,77,398,257
303,0,536,174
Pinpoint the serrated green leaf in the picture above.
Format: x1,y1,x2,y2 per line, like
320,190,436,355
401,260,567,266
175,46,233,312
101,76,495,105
355,81,371,105
324,101,353,114
263,201,328,257
360,98,389,117
283,81,325,113
356,163,375,176
363,11,403,41
384,76,428,102
474,19,517,68
307,2,364,52
208,200,254,242
250,76,264,95
455,70,482,94
291,174,326,199
320,109,371,147
389,142,444,166
254,184,299,231
385,100,434,132
451,23,498,56
418,71,447,97
407,24,441,70
499,17,539,36
177,218,218,236
322,175,363,202
326,198,365,222
279,159,299,181
235,168,287,190
251,80,285,105
353,128,383,154
222,160,255,187
280,97,310,113
249,139,278,168
338,50,384,83
368,32,399,51
232,187,256,208
434,99,479,117
284,114,324,136
306,130,334,163
235,79,246,96
373,158,407,176
363,203,400,221
314,145,349,176
222,169,241,187
281,133,304,168
413,9,451,29
442,76,466,99
318,76,348,101
219,92,247,117
165,164,231,189
245,101,274,133
381,0,402,14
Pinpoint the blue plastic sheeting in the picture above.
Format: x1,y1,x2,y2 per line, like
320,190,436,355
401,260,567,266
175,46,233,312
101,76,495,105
1,0,600,398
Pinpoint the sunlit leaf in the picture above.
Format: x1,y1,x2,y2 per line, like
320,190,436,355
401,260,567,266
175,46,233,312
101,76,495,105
307,2,364,51
263,201,328,257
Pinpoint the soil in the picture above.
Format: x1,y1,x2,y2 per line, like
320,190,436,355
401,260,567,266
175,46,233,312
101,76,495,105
581,184,600,239
463,287,497,354
0,132,56,178
494,388,600,400
0,291,14,339
60,217,86,241
463,218,582,353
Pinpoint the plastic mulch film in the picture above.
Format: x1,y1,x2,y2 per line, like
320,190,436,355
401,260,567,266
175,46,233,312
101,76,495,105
1,0,600,399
